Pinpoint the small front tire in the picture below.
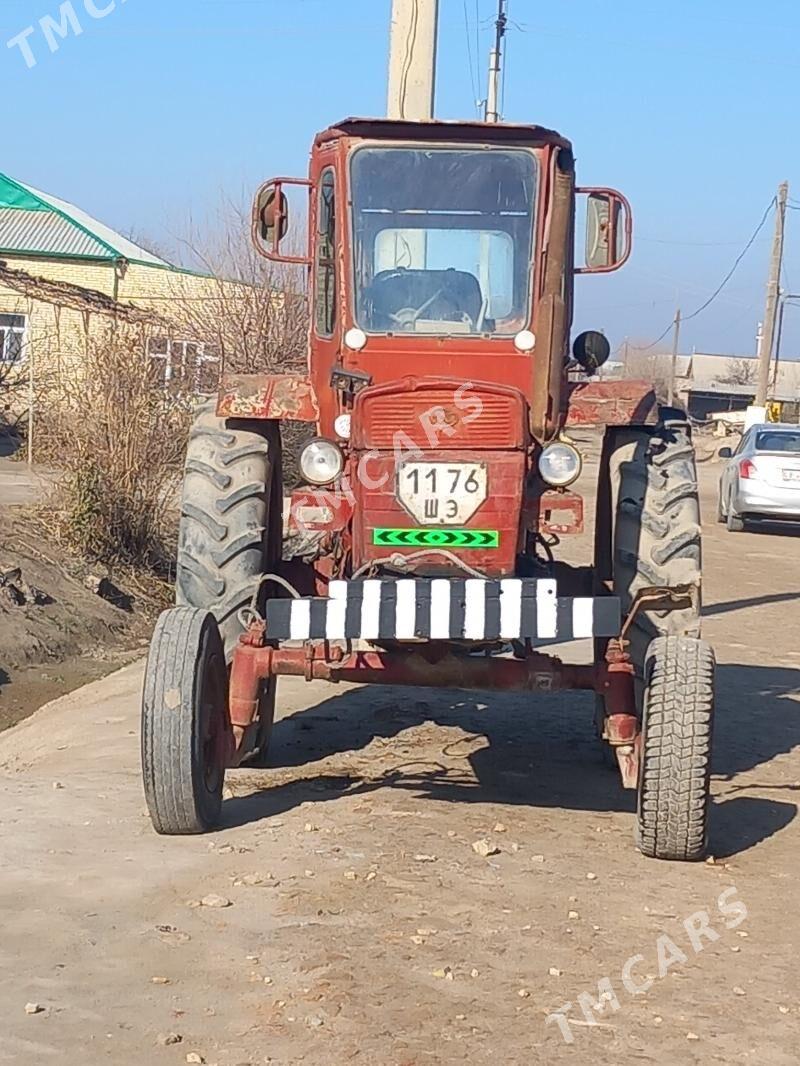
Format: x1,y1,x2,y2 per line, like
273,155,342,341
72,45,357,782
636,635,715,861
142,607,230,835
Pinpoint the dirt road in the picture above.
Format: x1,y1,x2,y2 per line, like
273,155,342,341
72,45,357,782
1,458,798,1065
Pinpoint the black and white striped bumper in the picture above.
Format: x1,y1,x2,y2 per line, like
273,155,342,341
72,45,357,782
265,579,621,643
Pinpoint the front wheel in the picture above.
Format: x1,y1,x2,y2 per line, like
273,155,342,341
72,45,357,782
636,635,715,861
141,607,230,835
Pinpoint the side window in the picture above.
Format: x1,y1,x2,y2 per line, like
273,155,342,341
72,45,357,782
0,314,26,363
734,431,750,456
315,169,337,336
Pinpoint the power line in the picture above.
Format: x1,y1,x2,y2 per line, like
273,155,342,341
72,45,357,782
462,0,480,113
500,0,510,117
682,198,776,323
633,198,776,350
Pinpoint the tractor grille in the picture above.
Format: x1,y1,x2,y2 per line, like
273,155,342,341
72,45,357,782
356,387,526,450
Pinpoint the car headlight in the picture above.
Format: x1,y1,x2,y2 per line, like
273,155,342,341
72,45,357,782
538,442,582,488
299,439,344,485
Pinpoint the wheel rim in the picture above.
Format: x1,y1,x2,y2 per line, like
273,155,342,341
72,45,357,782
200,646,227,796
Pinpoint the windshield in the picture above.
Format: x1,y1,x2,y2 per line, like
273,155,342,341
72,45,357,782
755,430,800,453
350,146,537,337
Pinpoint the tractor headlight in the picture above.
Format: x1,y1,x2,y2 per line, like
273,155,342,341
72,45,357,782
299,439,344,485
538,442,582,488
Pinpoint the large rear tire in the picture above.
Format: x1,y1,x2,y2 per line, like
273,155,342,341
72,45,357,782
636,635,715,861
607,420,702,678
141,607,229,835
176,405,282,659
175,406,281,766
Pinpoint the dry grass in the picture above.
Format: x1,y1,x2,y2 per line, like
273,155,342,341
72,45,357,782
41,334,190,574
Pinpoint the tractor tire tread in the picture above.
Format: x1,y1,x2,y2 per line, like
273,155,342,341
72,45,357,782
176,407,278,659
637,635,715,861
609,424,702,675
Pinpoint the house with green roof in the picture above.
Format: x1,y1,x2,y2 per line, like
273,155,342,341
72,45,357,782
0,172,223,391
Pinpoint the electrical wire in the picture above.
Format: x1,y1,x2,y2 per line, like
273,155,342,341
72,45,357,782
462,0,480,114
633,198,776,350
397,0,420,121
682,198,776,323
500,0,509,118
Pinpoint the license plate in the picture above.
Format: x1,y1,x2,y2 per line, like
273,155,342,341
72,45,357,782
783,469,800,482
398,462,487,526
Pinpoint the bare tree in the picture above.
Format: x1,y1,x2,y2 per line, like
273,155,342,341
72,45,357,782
165,200,309,380
719,357,757,387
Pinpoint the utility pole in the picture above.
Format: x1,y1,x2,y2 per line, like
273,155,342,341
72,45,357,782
668,308,682,407
387,0,440,121
755,181,788,407
485,0,508,123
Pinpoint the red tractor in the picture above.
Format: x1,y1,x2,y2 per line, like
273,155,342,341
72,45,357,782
142,117,712,861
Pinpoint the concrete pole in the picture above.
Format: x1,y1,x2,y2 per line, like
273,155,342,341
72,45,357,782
387,0,439,120
668,308,681,407
756,182,788,406
485,0,508,123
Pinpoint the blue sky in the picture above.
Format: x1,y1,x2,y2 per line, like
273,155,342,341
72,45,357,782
1,0,799,356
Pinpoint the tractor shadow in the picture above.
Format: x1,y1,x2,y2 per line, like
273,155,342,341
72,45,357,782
222,662,800,856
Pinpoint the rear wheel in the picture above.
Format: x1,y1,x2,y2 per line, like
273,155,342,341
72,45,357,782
636,635,715,861
716,489,726,524
176,406,281,765
726,498,745,532
176,404,282,656
606,420,702,679
142,607,229,835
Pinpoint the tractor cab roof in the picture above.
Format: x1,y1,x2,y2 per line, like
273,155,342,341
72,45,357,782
315,116,571,152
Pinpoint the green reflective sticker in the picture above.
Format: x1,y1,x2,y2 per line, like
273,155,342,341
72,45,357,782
373,528,500,549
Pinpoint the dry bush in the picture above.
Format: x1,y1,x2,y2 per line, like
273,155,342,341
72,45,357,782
43,333,190,573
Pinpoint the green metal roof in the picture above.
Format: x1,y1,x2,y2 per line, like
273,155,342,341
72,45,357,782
0,173,176,269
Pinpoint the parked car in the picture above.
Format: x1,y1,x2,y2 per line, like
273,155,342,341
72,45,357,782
718,423,800,531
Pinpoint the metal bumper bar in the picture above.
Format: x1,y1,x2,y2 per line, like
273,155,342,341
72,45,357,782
265,578,621,644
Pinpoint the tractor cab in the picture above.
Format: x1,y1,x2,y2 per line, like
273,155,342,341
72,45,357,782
249,118,631,442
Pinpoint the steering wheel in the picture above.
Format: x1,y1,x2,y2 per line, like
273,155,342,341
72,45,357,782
389,289,443,329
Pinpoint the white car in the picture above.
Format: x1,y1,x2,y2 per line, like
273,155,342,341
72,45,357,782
718,423,800,531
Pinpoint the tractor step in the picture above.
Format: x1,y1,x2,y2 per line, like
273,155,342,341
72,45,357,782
265,578,621,643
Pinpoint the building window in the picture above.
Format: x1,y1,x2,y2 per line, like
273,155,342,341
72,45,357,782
314,168,337,336
148,337,221,393
0,314,26,364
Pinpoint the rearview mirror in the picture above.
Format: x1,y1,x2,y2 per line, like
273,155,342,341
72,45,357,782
718,447,733,459
576,188,632,274
254,182,288,252
572,330,611,374
251,177,312,265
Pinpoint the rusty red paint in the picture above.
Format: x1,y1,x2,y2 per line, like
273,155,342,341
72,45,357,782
353,377,529,451
538,490,584,535
565,379,656,427
217,373,319,422
351,448,525,577
289,489,353,533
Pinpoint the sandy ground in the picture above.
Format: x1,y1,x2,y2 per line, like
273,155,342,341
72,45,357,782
0,512,151,731
1,455,799,1065
0,455,52,506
